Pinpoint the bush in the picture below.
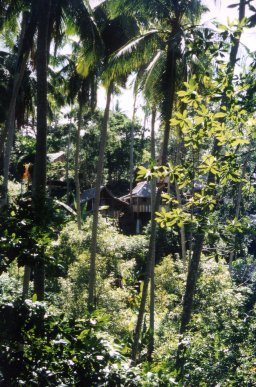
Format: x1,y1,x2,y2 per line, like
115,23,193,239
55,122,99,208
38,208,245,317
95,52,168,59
53,216,148,277
0,299,169,386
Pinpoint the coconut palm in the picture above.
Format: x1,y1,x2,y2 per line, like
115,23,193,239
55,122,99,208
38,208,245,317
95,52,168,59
66,54,98,230
77,6,140,310
0,0,102,206
0,0,102,299
107,0,205,362
33,0,102,300
0,2,38,206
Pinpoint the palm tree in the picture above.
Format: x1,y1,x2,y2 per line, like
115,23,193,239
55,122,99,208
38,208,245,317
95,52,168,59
148,106,157,361
0,0,101,203
84,8,139,310
107,0,205,362
0,2,38,206
32,0,52,301
56,47,98,229
87,81,114,309
32,0,102,300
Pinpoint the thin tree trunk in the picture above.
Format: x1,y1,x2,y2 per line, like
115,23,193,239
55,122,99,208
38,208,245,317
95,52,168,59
176,0,246,373
132,42,178,363
175,121,187,265
141,109,148,142
176,229,205,373
22,265,31,299
175,180,186,265
88,82,113,311
132,187,161,362
33,0,51,301
129,94,137,208
0,13,30,205
66,123,71,204
0,3,38,159
75,104,82,230
147,107,156,361
229,155,249,270
161,40,178,165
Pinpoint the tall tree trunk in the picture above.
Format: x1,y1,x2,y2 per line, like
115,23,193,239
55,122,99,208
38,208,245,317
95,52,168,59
129,94,137,208
176,0,246,373
229,154,249,270
0,13,30,205
66,123,71,205
0,3,38,160
33,0,51,301
132,43,178,363
88,82,113,311
161,39,178,165
22,265,31,299
174,121,187,265
147,107,156,361
132,188,161,362
175,180,187,265
75,104,82,230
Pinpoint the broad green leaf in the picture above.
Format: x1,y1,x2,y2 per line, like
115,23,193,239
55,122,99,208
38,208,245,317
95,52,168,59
213,112,227,119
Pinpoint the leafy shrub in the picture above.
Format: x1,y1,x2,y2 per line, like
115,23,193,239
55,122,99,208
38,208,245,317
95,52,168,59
150,256,256,386
53,216,148,277
0,299,171,386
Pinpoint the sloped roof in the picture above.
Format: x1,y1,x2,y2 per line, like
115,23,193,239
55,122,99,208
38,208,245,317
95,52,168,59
47,151,65,162
80,186,104,203
80,186,131,211
132,181,152,197
120,181,153,201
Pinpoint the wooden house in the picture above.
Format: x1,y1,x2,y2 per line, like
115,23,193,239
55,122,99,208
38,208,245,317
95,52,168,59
120,181,154,233
80,186,131,230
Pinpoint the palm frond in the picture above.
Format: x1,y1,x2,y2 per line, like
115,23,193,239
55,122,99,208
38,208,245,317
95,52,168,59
142,51,165,106
103,29,161,83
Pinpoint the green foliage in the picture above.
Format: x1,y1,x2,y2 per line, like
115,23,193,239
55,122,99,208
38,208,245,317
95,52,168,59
0,195,64,279
0,299,144,386
138,71,253,239
0,264,23,301
53,216,148,276
150,256,256,386
55,217,148,338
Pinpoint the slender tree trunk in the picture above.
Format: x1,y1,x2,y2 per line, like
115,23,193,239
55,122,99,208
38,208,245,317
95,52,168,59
229,155,249,270
132,187,161,362
176,229,205,375
0,3,38,160
22,265,31,299
75,104,82,230
174,123,187,265
132,42,178,363
129,94,137,208
161,39,178,165
175,181,187,265
147,107,156,361
88,82,113,311
141,109,148,142
66,123,71,205
33,0,51,301
0,13,30,205
176,0,246,373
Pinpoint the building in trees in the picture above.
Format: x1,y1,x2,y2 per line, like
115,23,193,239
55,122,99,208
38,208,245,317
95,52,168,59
80,186,132,232
120,181,153,233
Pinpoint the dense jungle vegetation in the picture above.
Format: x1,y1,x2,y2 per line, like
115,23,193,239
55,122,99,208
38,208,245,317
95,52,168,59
1,0,256,385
